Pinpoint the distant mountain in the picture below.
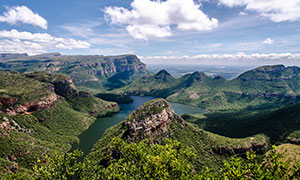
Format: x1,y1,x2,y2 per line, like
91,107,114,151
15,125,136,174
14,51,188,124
120,65,300,111
0,71,119,173
87,99,268,170
0,53,150,91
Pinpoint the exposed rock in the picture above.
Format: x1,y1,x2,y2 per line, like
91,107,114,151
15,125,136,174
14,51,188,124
0,96,18,107
9,162,19,173
52,78,76,97
3,93,57,116
189,93,200,100
122,99,186,143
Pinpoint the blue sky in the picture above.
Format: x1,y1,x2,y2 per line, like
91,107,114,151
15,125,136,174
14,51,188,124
0,0,300,65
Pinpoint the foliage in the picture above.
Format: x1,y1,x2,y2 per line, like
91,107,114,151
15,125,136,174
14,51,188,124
221,146,300,180
25,141,300,180
32,150,100,180
32,138,198,180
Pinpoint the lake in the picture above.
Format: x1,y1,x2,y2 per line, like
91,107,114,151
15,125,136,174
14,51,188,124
75,96,206,156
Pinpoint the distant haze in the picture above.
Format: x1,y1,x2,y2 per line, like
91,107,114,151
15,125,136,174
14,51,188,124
139,53,300,66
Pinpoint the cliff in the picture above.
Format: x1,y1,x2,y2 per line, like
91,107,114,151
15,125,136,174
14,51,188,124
0,54,150,90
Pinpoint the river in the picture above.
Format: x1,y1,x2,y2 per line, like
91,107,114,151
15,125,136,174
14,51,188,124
75,96,206,156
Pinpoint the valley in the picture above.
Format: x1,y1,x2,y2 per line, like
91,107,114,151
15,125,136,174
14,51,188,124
0,53,300,179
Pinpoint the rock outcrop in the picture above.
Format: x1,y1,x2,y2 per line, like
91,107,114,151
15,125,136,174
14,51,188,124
2,93,57,116
122,99,186,143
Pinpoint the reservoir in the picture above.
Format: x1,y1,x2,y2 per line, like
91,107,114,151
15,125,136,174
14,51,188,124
76,96,206,156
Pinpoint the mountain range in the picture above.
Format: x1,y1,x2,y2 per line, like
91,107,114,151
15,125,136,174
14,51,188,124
0,53,300,178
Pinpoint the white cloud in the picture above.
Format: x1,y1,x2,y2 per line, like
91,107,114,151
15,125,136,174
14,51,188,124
0,29,90,55
104,0,218,40
219,0,300,22
263,38,275,45
126,25,172,40
0,6,47,29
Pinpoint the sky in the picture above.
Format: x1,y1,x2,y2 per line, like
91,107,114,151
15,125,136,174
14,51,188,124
0,0,300,65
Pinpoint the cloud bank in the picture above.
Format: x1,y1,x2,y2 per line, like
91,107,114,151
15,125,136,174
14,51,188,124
0,6,47,29
219,0,300,22
104,0,218,40
0,29,90,55
140,53,300,66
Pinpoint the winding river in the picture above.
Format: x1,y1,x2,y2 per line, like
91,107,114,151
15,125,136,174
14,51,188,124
75,96,206,156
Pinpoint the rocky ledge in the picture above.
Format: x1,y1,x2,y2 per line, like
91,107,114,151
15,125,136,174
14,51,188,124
1,93,57,116
122,99,186,142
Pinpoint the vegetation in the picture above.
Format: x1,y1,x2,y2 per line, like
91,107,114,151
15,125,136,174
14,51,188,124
182,101,300,144
119,65,300,111
87,99,269,171
0,71,119,175
3,139,299,180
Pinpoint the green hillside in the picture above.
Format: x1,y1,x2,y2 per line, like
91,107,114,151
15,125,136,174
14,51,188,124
120,65,300,111
87,99,269,171
0,71,119,175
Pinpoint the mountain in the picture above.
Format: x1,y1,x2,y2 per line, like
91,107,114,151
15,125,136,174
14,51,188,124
0,53,150,91
0,71,119,174
87,99,268,170
120,65,300,111
120,69,180,97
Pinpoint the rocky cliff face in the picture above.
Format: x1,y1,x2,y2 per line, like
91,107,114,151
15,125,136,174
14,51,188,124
1,93,57,116
0,54,149,89
122,99,186,142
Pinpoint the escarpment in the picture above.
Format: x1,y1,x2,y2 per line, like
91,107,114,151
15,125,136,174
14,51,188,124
0,53,150,89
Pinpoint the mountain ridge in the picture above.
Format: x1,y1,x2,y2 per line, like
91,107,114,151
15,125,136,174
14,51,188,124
120,64,300,111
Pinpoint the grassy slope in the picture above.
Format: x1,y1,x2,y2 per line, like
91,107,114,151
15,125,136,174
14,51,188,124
0,72,119,175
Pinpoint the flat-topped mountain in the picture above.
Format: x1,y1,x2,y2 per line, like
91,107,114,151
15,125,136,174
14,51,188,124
121,64,300,111
0,53,150,91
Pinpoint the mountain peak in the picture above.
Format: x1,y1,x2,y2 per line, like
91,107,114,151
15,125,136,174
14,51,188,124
154,70,173,81
122,99,186,142
156,69,171,76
